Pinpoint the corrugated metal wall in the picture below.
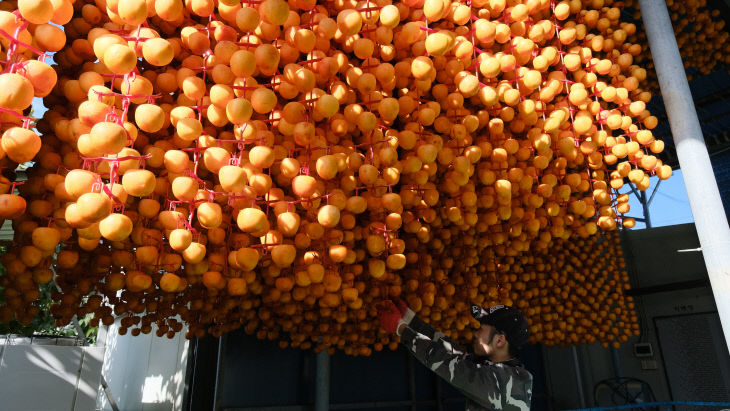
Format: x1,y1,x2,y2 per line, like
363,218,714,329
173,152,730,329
654,313,730,409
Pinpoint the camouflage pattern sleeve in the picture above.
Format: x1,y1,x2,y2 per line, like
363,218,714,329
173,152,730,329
406,315,451,342
400,325,533,411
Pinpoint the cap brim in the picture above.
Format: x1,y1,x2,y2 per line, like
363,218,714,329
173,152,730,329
470,304,488,322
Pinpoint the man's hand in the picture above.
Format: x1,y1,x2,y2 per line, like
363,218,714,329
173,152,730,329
377,300,402,334
393,297,408,315
393,296,415,325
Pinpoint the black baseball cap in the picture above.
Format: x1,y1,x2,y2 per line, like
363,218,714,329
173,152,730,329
470,304,530,349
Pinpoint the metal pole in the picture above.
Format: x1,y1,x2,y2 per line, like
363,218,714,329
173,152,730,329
627,182,652,228
99,375,120,411
315,350,330,411
571,346,587,409
407,356,416,411
639,0,730,349
71,316,86,343
647,180,662,206
212,335,225,411
611,348,623,379
640,190,651,228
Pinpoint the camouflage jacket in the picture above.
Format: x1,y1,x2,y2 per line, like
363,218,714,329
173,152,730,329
400,315,533,410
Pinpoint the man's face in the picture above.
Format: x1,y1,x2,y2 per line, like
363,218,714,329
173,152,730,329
473,323,500,357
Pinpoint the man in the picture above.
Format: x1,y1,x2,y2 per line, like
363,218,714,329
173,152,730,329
378,299,533,410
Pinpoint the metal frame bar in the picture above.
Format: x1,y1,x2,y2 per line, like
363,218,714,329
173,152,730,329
626,279,710,296
647,180,662,207
626,182,652,228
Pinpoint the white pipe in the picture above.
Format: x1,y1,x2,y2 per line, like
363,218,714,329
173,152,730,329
638,0,730,349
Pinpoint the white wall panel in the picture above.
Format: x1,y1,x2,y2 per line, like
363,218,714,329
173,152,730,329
97,320,188,411
0,345,104,411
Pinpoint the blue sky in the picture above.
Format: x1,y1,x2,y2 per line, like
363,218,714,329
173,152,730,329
31,97,47,118
622,169,694,229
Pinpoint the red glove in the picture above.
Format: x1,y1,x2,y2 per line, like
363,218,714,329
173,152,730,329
392,297,408,316
392,296,415,326
377,300,403,334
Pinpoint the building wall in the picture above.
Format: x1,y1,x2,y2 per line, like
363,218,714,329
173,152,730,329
542,223,730,409
97,320,188,411
0,344,104,411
